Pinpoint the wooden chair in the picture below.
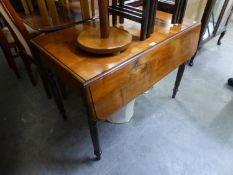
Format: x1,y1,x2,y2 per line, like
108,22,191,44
1,0,68,119
125,0,188,24
157,0,188,24
0,6,36,85
109,0,158,40
0,25,21,79
0,0,51,95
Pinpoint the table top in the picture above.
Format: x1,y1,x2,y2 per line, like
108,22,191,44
31,11,200,86
31,11,200,120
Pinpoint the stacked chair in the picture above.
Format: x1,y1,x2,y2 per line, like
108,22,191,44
109,0,158,40
109,0,188,41
157,0,188,24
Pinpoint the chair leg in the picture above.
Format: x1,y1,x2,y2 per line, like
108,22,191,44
172,63,185,98
146,0,158,38
2,45,20,79
112,0,117,26
140,0,150,40
0,45,12,68
119,0,124,24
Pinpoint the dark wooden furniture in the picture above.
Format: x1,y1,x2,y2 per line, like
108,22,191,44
216,4,233,45
189,0,233,66
158,0,188,24
0,26,21,79
0,2,36,86
31,12,200,160
109,0,158,40
120,0,188,24
0,0,54,97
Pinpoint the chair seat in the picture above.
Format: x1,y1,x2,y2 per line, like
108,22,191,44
1,27,15,43
1,24,41,46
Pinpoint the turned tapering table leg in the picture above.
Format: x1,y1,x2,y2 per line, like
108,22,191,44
47,72,67,120
88,121,102,160
172,63,185,98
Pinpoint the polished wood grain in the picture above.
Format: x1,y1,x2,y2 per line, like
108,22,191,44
31,12,200,120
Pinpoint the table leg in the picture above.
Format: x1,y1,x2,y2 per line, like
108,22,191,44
48,71,67,120
88,121,102,160
82,88,102,160
188,51,197,67
217,30,226,45
172,63,185,98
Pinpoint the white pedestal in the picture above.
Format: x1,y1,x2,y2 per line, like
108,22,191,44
106,99,136,124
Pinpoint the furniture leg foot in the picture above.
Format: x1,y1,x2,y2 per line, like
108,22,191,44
88,121,102,160
172,63,185,98
217,31,226,45
189,52,197,67
188,60,193,66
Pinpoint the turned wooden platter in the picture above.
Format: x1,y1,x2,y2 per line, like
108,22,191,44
77,27,132,54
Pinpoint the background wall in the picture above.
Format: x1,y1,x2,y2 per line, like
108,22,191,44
184,0,208,22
